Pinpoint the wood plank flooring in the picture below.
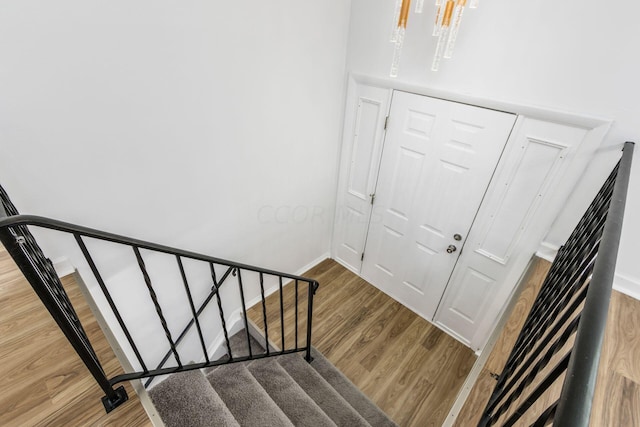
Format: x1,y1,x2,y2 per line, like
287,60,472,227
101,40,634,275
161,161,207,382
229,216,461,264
455,256,640,426
5,240,636,426
453,258,552,426
0,246,151,426
248,258,477,427
591,291,640,426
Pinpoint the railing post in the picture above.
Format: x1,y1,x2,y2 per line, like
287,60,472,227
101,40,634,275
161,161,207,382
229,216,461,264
305,280,319,363
0,227,128,413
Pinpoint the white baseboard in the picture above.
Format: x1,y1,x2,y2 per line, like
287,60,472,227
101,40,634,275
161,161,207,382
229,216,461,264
535,244,640,301
536,242,560,263
333,256,360,275
613,273,640,301
295,252,331,277
536,243,640,302
245,252,331,310
53,257,76,278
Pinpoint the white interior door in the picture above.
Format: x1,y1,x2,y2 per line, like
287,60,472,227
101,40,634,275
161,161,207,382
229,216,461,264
361,91,516,320
333,84,391,272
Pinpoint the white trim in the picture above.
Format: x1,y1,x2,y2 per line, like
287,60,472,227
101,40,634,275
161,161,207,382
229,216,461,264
534,250,640,301
295,252,331,277
70,271,165,426
442,257,535,426
204,311,245,362
613,273,640,301
131,379,166,427
247,317,282,352
331,75,360,260
535,242,560,263
53,257,76,278
350,72,612,130
333,256,361,276
245,252,331,309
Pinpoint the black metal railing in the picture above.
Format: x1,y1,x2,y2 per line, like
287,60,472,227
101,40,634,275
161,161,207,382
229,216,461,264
479,141,634,426
0,187,319,413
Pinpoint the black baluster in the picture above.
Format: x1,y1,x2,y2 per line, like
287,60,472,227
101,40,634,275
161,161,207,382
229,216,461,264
279,276,285,350
76,234,148,373
236,269,252,358
133,247,182,368
211,263,232,360
295,279,299,349
259,273,270,355
305,280,318,363
177,256,209,363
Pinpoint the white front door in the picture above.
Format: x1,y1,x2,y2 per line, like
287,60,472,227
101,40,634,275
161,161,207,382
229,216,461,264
361,91,516,320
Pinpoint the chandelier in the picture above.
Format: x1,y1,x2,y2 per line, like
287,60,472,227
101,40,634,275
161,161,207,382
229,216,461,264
390,0,477,75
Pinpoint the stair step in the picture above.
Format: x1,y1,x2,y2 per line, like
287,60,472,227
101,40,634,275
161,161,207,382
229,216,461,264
149,331,397,427
277,353,371,427
248,358,337,427
148,369,239,427
208,363,293,427
204,330,267,375
310,347,398,427
228,329,267,358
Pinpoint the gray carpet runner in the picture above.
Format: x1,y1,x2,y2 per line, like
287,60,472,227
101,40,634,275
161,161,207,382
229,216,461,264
149,331,398,427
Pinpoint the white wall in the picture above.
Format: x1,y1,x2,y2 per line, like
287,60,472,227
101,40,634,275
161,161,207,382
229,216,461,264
346,0,640,298
0,1,351,365
0,0,351,269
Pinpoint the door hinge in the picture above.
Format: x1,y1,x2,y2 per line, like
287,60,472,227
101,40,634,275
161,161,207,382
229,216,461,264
361,253,365,261
370,193,376,205
384,116,389,130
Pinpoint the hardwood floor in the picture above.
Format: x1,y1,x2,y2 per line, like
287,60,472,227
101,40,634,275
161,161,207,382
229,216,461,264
5,240,635,426
0,246,151,427
592,291,640,426
248,258,477,427
453,257,552,426
455,257,640,426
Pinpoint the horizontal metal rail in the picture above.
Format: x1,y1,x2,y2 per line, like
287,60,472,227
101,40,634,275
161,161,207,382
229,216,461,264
112,348,308,384
0,198,320,413
0,214,320,284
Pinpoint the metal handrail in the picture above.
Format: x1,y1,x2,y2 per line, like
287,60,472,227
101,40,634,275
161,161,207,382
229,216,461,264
554,141,634,425
479,141,634,426
0,214,320,284
0,199,319,413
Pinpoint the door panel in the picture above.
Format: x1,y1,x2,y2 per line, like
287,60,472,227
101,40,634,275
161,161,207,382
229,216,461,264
434,118,590,350
361,91,516,320
333,84,391,272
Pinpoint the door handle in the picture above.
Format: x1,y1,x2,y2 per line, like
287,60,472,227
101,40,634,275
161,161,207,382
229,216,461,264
446,245,457,254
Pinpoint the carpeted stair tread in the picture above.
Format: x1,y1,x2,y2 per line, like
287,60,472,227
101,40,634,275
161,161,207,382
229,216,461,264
148,369,239,427
204,330,266,374
228,329,267,358
208,362,294,427
248,358,337,427
310,347,398,427
277,353,371,427
150,329,397,427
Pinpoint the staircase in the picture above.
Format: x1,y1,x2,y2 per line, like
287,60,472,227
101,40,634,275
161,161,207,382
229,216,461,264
148,331,397,427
